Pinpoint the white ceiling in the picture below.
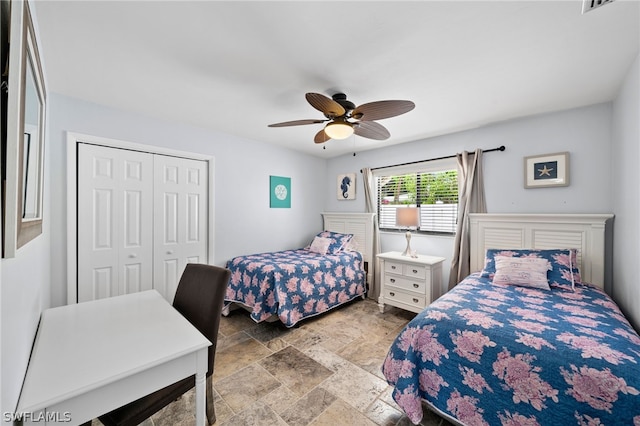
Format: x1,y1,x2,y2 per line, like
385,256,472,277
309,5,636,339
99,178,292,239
32,1,639,158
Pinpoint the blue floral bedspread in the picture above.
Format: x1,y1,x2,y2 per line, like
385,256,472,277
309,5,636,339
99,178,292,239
225,249,365,327
382,273,640,426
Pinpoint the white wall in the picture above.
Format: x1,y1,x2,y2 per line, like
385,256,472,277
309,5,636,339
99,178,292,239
326,103,614,296
1,226,51,420
611,52,640,331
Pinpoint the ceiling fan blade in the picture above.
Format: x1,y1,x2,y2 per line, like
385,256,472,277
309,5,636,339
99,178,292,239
352,100,415,121
314,129,331,144
354,121,390,140
306,93,346,118
268,119,326,127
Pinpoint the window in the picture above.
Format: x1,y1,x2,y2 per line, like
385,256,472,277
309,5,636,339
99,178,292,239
376,161,459,234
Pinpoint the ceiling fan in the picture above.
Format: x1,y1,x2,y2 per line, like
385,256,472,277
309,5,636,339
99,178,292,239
268,93,415,144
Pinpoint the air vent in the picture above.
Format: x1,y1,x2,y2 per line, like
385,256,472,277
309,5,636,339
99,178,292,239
582,0,616,14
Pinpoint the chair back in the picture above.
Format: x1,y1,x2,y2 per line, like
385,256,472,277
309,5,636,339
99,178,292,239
172,263,230,376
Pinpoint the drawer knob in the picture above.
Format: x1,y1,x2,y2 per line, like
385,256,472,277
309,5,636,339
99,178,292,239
412,269,418,273
389,292,395,297
390,278,395,283
413,283,419,288
391,265,397,270
413,298,419,303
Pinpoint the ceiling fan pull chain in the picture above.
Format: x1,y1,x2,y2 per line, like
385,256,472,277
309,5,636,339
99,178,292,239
353,133,357,156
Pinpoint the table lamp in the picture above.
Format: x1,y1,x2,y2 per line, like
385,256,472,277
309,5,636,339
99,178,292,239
396,207,419,256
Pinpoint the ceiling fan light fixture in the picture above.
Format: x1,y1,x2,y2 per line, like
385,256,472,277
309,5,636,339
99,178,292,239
324,121,354,140
268,92,414,144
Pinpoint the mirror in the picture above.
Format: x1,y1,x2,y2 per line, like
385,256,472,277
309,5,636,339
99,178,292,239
3,1,46,258
22,54,43,221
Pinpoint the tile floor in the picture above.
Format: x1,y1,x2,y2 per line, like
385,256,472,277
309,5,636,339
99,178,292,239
93,298,455,426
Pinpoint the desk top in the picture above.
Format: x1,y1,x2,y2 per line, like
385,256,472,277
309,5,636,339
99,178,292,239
17,290,211,413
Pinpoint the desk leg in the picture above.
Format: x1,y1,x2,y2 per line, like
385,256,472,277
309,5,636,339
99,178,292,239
195,370,206,425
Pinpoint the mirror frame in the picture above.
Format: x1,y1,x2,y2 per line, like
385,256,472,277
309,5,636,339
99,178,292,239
3,0,46,258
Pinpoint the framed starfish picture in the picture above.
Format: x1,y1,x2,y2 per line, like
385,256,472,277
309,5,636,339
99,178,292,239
524,152,569,188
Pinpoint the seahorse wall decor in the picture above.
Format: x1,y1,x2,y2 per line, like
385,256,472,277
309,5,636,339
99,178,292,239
337,173,356,200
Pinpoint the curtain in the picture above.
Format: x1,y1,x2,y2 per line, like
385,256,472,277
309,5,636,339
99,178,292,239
362,168,381,300
448,149,486,290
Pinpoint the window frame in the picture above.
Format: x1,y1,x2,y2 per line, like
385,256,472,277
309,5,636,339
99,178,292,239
373,157,459,235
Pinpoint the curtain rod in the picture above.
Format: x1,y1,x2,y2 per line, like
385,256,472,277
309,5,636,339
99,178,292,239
363,145,506,172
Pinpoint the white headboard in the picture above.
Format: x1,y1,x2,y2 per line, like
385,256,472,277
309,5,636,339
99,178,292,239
322,212,376,285
470,213,613,289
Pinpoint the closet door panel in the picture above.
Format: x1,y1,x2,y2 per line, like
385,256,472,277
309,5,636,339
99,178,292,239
123,263,143,294
186,193,200,242
92,267,114,300
78,145,118,302
78,144,154,302
156,190,180,301
162,192,179,244
119,155,154,296
156,258,180,303
154,155,208,302
182,163,207,257
93,188,114,250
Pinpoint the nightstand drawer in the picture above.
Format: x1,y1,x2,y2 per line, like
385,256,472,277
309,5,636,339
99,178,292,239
403,264,426,279
384,261,427,280
384,288,425,310
384,261,404,275
384,275,427,295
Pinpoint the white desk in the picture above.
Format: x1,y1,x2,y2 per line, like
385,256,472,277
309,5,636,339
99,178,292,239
16,290,211,426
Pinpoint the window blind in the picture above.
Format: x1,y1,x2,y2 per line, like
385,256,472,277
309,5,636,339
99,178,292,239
377,170,459,234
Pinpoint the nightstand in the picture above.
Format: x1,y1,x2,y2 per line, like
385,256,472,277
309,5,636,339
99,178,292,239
377,251,446,314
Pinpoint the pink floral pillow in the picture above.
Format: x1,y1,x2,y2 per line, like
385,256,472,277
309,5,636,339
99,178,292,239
308,236,331,255
481,248,580,290
492,256,552,290
309,231,353,254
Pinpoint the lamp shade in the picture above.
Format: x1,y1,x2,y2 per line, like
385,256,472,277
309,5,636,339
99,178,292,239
324,121,354,140
396,207,419,227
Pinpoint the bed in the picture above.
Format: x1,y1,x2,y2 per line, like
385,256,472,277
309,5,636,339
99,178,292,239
223,212,375,327
382,213,640,426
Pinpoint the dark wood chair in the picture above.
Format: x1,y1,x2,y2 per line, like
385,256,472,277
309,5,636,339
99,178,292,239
90,264,230,426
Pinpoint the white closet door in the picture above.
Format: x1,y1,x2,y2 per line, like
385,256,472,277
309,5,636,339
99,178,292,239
77,144,154,302
153,155,208,302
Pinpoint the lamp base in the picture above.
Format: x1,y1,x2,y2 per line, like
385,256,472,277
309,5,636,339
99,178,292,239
401,231,413,256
